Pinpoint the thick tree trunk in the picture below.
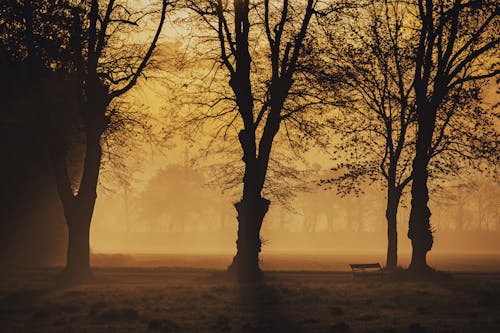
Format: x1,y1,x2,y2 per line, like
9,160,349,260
407,111,434,274
62,201,93,281
385,186,401,270
227,99,278,281
58,124,102,283
228,196,270,280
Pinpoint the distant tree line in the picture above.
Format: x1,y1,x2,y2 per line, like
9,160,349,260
103,164,498,234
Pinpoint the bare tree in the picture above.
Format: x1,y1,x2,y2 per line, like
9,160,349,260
185,0,325,280
313,0,416,269
408,0,499,273
306,0,498,270
48,0,170,282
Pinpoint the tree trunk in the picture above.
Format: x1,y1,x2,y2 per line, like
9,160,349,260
228,196,270,281
407,113,434,273
227,95,279,281
59,125,102,283
386,186,401,270
63,200,93,281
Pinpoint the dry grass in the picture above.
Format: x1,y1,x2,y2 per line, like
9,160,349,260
1,267,499,333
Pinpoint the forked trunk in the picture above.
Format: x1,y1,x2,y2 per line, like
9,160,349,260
57,124,102,284
227,101,278,281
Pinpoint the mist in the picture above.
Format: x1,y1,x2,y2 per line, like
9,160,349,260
1,0,499,332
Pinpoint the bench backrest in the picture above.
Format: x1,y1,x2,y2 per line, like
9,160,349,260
350,263,381,269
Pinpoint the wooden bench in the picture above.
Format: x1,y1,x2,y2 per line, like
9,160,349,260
349,263,383,278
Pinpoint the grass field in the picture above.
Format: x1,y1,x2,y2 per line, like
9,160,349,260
1,254,500,333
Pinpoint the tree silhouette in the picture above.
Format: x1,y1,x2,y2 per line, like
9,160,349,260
310,0,498,270
139,164,212,232
408,0,498,273
46,0,170,283
185,0,323,280
311,0,416,269
0,0,82,269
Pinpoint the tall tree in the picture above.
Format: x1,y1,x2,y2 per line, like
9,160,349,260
48,0,170,282
186,0,323,280
408,0,499,273
313,0,416,269
307,0,497,270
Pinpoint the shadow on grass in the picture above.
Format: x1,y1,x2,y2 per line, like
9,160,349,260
0,268,110,317
386,267,454,283
210,269,304,332
0,286,58,327
234,275,303,333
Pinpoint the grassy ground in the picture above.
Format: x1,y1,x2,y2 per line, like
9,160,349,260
1,267,499,333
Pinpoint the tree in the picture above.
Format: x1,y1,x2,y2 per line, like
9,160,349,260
408,0,499,273
312,0,498,270
185,0,324,280
139,164,212,232
312,0,416,269
47,0,170,282
0,0,83,269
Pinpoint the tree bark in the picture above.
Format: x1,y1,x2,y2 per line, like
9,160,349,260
228,196,270,280
407,108,435,273
61,129,101,282
62,199,94,281
227,105,278,281
50,99,104,283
